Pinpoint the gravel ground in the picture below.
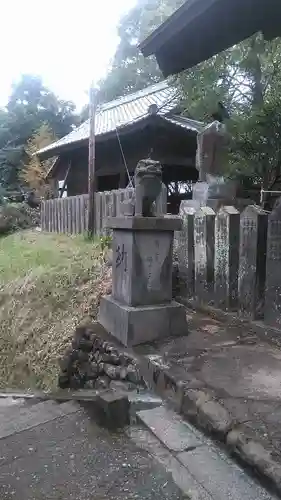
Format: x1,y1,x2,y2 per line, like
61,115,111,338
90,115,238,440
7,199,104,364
0,408,185,500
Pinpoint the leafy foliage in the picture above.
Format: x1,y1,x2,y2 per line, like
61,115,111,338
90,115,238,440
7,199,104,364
21,123,56,198
99,234,112,251
98,0,281,194
176,35,281,191
230,95,281,190
0,75,78,191
98,0,185,102
0,203,40,236
178,35,281,118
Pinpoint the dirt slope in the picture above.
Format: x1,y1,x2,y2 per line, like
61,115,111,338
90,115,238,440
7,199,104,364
0,230,111,390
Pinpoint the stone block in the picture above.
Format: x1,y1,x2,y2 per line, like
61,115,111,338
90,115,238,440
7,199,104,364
109,380,137,392
214,206,240,310
77,338,94,352
193,180,237,205
181,389,211,420
155,183,168,214
107,216,182,308
177,446,270,500
235,198,255,212
94,376,111,390
106,216,182,231
111,228,174,306
207,198,254,213
197,400,233,436
58,373,70,389
138,354,171,393
177,203,195,297
95,390,130,429
193,181,210,205
194,206,215,303
239,205,268,320
206,198,234,211
137,406,202,452
98,295,188,347
264,202,281,328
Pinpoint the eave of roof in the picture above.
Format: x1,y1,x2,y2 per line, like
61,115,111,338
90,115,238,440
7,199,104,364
139,0,216,57
139,0,281,76
38,80,181,159
45,114,204,178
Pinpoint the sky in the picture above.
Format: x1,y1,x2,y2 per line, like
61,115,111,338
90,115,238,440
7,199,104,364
0,0,136,110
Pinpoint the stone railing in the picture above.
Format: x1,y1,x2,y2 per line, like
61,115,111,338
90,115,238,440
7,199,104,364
175,202,281,330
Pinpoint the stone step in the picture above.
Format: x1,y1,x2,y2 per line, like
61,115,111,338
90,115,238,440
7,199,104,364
0,397,26,419
0,400,79,440
136,406,277,500
137,405,202,452
129,391,163,413
177,446,275,500
0,391,47,400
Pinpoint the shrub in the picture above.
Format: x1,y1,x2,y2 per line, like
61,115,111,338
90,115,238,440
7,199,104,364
0,203,40,236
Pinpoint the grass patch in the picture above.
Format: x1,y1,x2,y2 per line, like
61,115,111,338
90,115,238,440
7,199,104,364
0,230,111,390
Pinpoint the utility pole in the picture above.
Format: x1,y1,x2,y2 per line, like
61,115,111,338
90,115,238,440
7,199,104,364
88,85,97,237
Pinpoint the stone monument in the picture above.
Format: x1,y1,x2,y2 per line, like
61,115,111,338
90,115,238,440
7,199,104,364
192,120,237,210
98,160,187,347
187,119,254,211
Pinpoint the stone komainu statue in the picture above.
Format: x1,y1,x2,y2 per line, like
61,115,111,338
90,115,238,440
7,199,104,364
134,159,163,217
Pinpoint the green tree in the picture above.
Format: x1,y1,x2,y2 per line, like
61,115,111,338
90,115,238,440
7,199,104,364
0,75,78,190
98,0,185,102
21,123,56,198
226,37,281,196
99,0,281,196
177,33,281,195
229,92,281,201
177,35,271,120
7,75,78,143
98,0,281,197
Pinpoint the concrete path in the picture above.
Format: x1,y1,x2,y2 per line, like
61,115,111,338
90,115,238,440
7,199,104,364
134,405,277,500
0,400,184,500
0,397,277,500
136,307,281,495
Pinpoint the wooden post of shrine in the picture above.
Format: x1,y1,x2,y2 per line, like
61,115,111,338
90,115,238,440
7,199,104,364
88,86,97,237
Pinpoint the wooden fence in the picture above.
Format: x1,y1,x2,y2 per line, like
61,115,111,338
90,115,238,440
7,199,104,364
175,201,281,330
41,186,167,235
41,194,89,235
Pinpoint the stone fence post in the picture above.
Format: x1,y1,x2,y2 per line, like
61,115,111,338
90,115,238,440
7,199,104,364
155,183,168,214
214,206,240,310
239,205,268,320
177,202,195,297
194,206,215,303
264,202,281,327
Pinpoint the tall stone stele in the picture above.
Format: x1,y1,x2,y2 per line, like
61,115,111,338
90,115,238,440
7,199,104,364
193,120,237,210
98,159,188,347
184,120,252,212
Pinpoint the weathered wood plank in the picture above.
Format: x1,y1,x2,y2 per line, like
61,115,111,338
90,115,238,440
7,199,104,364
41,189,135,235
41,201,45,231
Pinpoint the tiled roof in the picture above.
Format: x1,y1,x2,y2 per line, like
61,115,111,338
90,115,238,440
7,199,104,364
38,80,182,157
164,114,203,133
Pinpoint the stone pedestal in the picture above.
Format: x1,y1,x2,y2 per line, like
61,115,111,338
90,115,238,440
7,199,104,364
192,179,237,209
98,216,188,346
184,180,253,212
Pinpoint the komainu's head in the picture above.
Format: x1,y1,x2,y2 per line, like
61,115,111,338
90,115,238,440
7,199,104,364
135,159,162,180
